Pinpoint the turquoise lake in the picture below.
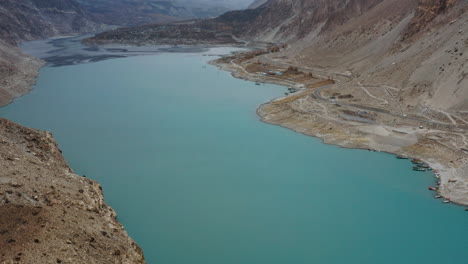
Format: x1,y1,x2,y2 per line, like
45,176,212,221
2,45,468,263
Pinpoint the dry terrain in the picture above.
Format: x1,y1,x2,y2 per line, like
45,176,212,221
0,118,145,263
0,42,43,107
212,40,468,205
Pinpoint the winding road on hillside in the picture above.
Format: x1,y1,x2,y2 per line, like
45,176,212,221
232,54,467,131
312,85,466,130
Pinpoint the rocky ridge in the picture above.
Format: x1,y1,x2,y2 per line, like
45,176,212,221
0,118,145,263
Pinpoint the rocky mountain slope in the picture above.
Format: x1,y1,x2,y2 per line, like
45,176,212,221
0,118,145,263
241,0,467,112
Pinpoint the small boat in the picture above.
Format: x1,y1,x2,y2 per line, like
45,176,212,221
435,195,442,199
284,93,289,96
255,82,261,85
443,200,451,204
417,164,430,168
428,186,436,191
396,155,409,159
413,167,426,171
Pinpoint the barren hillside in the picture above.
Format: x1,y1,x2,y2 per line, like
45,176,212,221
0,118,145,263
243,0,467,112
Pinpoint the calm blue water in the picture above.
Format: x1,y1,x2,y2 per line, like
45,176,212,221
1,47,468,264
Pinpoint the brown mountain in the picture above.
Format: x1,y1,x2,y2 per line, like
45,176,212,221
240,0,467,111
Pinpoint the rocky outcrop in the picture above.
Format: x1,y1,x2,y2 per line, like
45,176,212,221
0,118,145,263
403,0,460,40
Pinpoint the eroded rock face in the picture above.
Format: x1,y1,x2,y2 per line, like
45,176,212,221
0,118,145,264
403,0,460,40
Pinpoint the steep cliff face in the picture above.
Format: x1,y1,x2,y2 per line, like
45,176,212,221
0,118,146,263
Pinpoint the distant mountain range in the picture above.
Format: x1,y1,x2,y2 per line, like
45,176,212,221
88,0,467,111
0,0,257,106
0,0,98,44
0,0,254,44
75,0,254,26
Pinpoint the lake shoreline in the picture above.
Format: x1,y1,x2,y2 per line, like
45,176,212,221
7,38,468,207
2,40,468,263
210,55,468,207
0,38,147,263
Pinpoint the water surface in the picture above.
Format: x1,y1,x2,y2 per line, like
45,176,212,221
2,41,468,264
